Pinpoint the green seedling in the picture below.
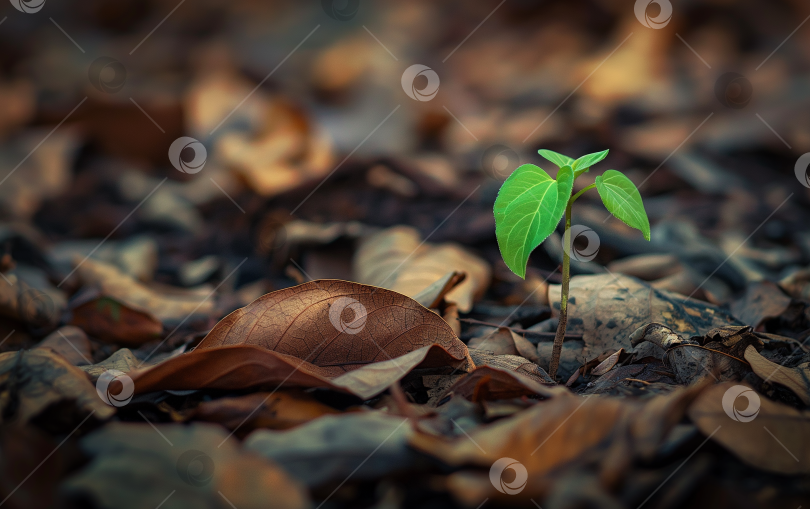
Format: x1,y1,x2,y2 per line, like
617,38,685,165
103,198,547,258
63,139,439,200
493,148,650,380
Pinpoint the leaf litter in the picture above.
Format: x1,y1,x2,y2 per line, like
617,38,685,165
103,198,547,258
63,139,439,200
1,2,810,509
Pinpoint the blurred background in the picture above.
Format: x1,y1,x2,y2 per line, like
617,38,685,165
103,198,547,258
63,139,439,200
2,0,810,351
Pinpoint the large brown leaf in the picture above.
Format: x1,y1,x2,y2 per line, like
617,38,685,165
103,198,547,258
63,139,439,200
196,280,473,371
131,343,470,400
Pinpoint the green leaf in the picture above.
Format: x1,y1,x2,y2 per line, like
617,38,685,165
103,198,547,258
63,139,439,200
538,149,574,169
572,149,609,175
494,164,574,278
595,170,651,241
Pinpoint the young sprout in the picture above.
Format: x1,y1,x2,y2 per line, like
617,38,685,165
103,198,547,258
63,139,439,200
493,149,650,380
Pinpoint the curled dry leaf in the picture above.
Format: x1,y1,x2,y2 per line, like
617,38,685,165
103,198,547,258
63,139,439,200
72,258,215,325
354,226,491,312
0,349,114,428
34,325,92,366
468,326,540,363
189,390,343,432
69,294,163,346
468,349,553,385
744,345,810,405
78,348,139,382
688,382,810,475
443,365,565,403
630,323,760,385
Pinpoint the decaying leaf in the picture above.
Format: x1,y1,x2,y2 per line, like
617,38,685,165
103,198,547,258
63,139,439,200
79,348,139,382
62,422,310,509
688,382,810,475
469,349,553,384
730,281,792,329
468,326,540,363
33,326,92,366
630,323,761,385
0,349,114,428
442,365,565,403
189,390,342,433
413,385,706,502
0,277,65,330
354,226,491,312
548,274,744,369
69,294,163,346
245,412,419,488
744,345,810,404
72,258,215,325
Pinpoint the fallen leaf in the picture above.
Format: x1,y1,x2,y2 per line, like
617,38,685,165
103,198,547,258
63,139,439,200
468,326,540,364
688,382,810,475
78,348,139,382
444,365,565,403
196,279,473,370
413,385,704,502
0,349,114,429
244,412,419,488
354,226,491,312
730,281,792,329
189,390,343,432
61,422,310,509
34,325,92,366
548,274,744,374
469,349,553,385
744,345,810,405
0,276,65,330
69,294,163,346
630,323,760,385
131,343,470,400
72,258,215,325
